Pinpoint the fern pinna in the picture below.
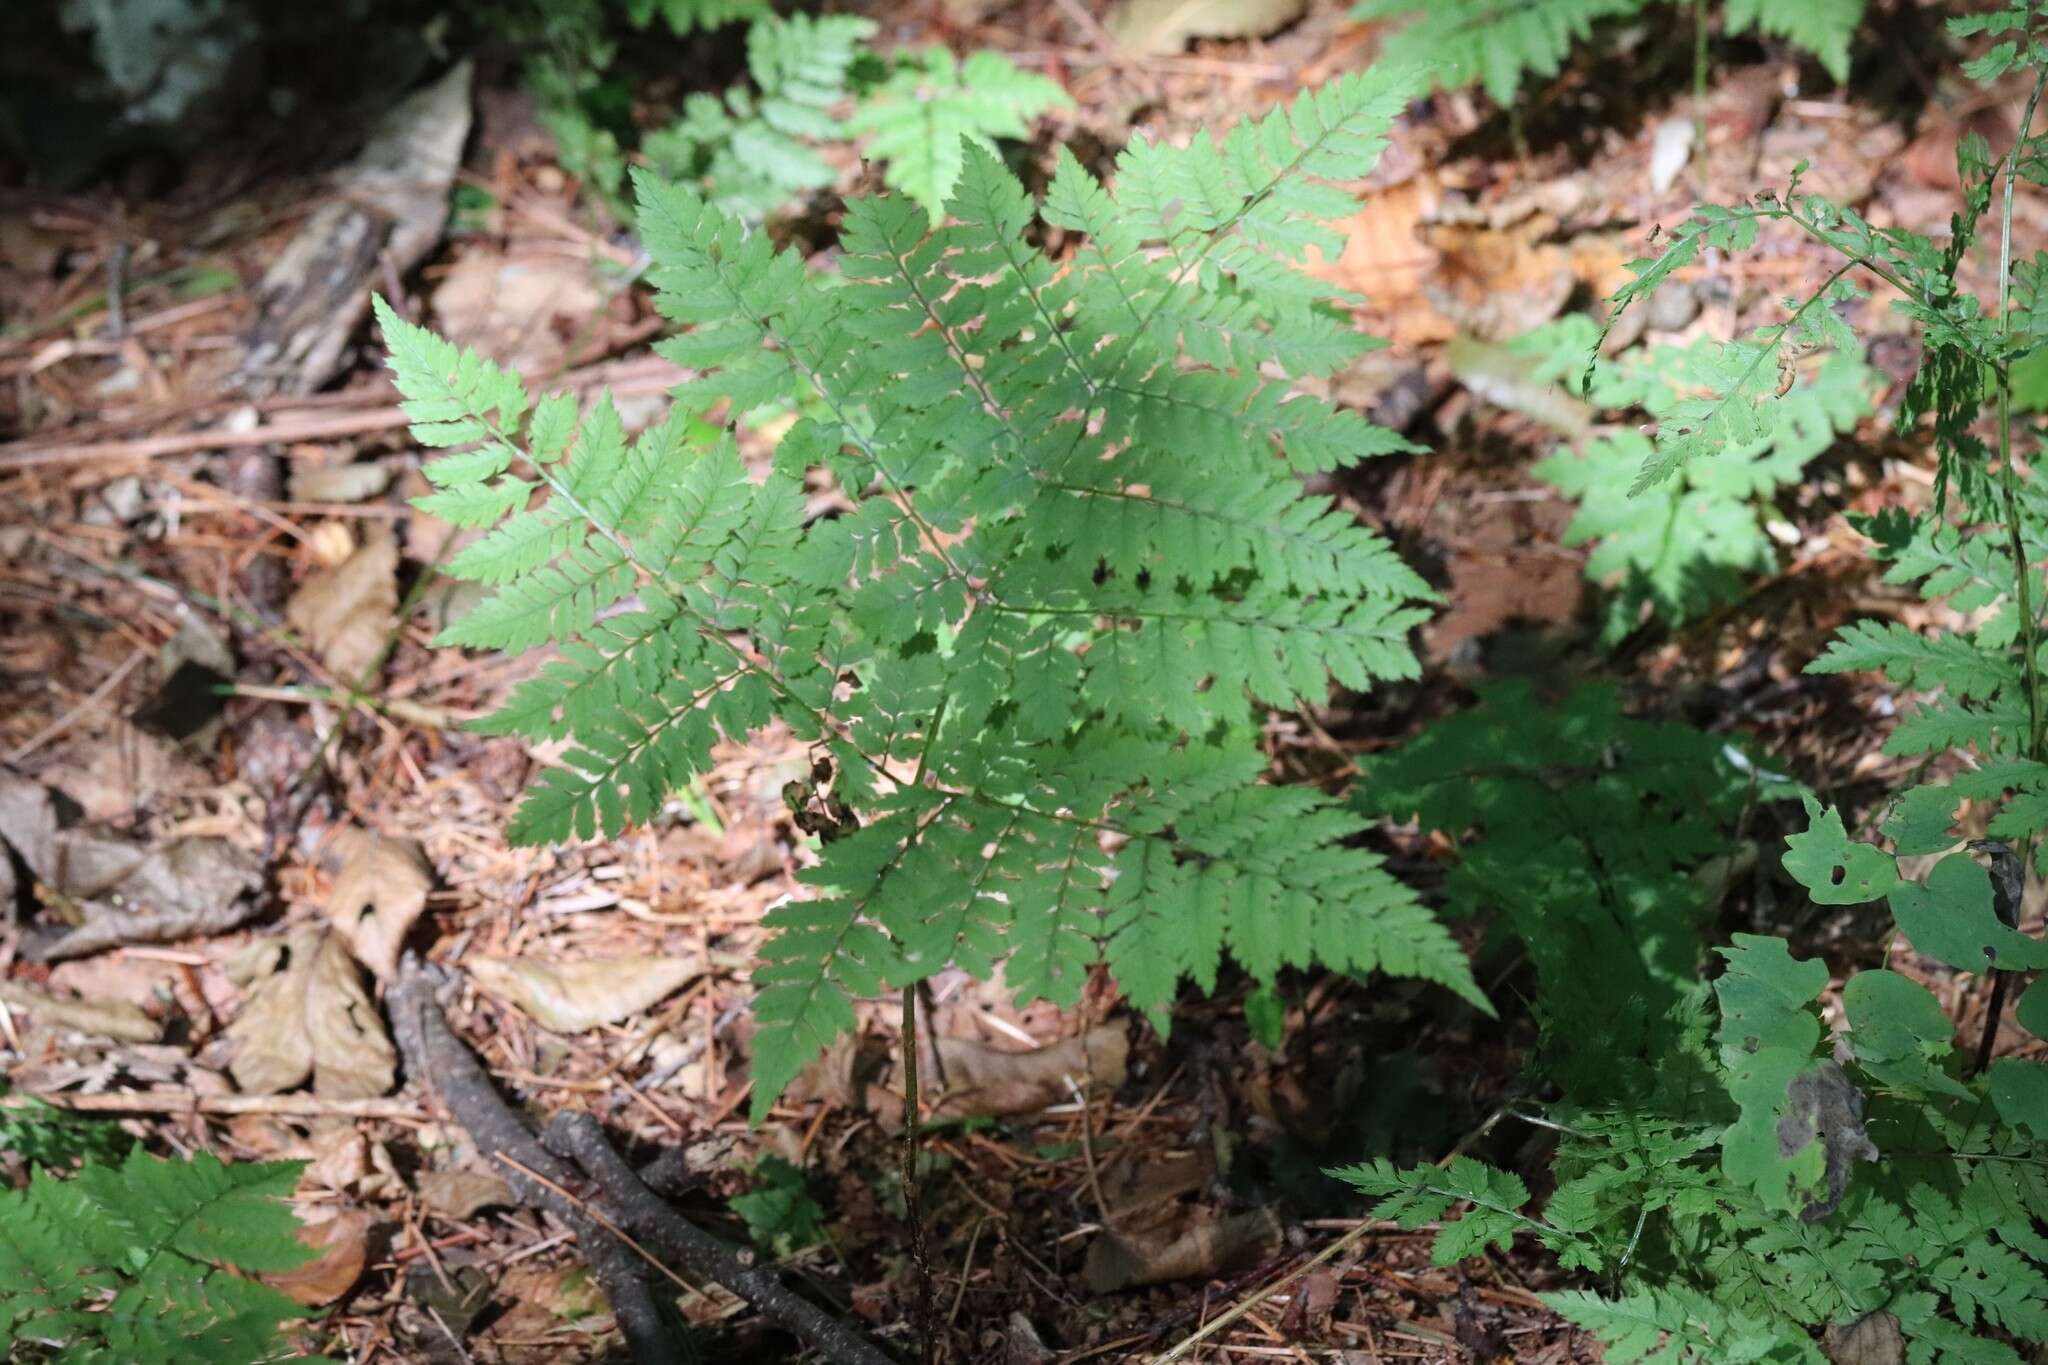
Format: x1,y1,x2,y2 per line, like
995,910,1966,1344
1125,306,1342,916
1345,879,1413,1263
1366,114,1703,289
381,65,1484,1119
0,1150,317,1363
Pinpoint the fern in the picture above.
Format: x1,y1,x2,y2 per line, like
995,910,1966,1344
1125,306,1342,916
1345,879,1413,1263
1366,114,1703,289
642,12,878,220
1354,0,1865,105
1357,681,1799,1083
389,64,1485,1120
845,46,1071,215
1354,0,1644,105
1336,11,2048,1361
1723,0,1862,79
620,0,769,32
0,1088,130,1171
1340,932,2048,1363
1524,313,1874,637
0,1149,317,1363
511,6,1068,225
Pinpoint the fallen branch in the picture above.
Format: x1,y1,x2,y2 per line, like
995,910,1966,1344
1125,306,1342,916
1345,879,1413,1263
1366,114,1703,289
390,963,687,1365
540,1111,900,1365
391,961,899,1365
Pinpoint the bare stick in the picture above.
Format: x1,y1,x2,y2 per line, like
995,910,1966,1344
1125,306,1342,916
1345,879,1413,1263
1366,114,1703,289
1,1091,427,1121
1150,1221,1382,1364
389,965,686,1365
539,1112,900,1365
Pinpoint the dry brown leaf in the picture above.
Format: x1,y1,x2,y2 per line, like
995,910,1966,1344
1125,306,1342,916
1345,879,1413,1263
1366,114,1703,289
264,1209,375,1307
0,978,160,1042
325,827,432,980
1111,0,1304,54
466,953,701,1033
417,1170,520,1219
1826,1311,1906,1365
1083,1207,1280,1292
304,1126,403,1200
290,460,394,504
287,525,398,682
1443,334,1593,439
924,1024,1130,1121
0,772,264,961
226,930,396,1098
784,1030,879,1111
417,1168,514,1220
1096,1151,1214,1224
431,253,602,375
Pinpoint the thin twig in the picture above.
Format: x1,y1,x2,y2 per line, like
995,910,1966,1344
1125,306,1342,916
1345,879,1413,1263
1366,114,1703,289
5,648,146,762
1149,1220,1385,1364
0,358,684,471
1,1090,427,1120
902,985,936,1365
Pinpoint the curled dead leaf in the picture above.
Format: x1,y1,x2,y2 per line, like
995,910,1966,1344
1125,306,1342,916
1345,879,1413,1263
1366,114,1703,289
290,460,394,504
0,978,160,1043
226,930,396,1098
286,524,398,682
264,1209,376,1306
325,827,433,980
0,772,263,961
1083,1207,1281,1292
923,1024,1130,1121
1111,0,1304,54
1825,1310,1905,1365
417,1168,515,1220
430,253,603,376
305,1126,403,1200
466,953,701,1033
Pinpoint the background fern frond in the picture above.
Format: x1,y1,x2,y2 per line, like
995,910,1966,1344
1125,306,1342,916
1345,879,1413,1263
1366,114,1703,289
846,48,1071,214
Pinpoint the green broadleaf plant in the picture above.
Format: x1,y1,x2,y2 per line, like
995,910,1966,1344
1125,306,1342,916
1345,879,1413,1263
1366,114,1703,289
385,64,1487,1122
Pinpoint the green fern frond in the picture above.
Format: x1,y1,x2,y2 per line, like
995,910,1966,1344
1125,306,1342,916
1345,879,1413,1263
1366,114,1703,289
847,47,1071,215
394,63,1477,1124
642,12,877,219
0,1150,314,1363
622,0,770,33
1724,0,1861,81
1533,327,1874,635
1353,0,1645,104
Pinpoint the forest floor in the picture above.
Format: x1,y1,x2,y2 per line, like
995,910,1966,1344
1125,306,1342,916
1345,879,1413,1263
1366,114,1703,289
1,1,2043,1361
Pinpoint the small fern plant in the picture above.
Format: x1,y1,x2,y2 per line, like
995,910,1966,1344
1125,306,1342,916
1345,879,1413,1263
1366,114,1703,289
1343,929,2048,1362
846,45,1071,216
1337,5,2048,1360
1356,0,1864,106
0,1150,318,1363
513,1,1068,224
640,11,881,221
1356,681,1800,1084
1518,313,1873,640
1600,0,2048,955
382,64,1489,1120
